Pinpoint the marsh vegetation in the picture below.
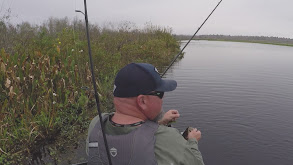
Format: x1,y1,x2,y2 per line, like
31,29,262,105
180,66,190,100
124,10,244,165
0,17,180,164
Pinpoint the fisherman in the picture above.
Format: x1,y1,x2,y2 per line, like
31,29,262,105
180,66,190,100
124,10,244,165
86,63,205,165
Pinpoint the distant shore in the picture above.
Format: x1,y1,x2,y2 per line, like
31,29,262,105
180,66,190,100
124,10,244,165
174,34,293,47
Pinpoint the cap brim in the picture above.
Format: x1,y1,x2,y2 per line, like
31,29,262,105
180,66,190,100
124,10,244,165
155,79,177,92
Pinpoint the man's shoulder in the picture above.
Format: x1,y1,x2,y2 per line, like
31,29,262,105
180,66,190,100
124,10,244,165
155,125,190,150
91,112,113,122
88,113,111,133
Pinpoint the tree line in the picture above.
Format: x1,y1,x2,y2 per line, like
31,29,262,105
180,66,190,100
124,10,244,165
174,34,293,46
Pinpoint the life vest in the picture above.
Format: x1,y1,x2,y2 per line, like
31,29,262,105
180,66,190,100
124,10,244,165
88,114,159,165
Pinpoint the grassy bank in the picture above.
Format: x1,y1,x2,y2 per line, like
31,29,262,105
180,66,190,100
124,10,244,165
175,34,293,47
0,18,180,164
197,39,293,47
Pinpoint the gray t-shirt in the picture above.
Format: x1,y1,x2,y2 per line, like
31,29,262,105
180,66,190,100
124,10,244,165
86,114,205,165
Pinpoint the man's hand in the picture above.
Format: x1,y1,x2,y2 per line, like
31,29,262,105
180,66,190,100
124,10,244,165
158,110,180,125
187,127,201,142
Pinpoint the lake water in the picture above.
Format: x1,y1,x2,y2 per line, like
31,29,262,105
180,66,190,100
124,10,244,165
163,41,293,165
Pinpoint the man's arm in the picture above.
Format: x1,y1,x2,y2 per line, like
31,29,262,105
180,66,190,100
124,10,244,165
155,126,205,165
158,110,180,125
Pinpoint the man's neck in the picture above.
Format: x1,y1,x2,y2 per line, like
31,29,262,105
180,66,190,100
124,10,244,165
112,97,147,124
111,112,146,125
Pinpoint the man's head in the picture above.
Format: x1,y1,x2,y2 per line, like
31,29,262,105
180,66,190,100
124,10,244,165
113,63,177,97
113,63,177,121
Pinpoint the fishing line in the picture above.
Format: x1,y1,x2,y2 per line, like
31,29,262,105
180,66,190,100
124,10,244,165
76,0,113,164
161,0,223,77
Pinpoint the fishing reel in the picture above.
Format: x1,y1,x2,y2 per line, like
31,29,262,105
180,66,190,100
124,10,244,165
182,127,194,140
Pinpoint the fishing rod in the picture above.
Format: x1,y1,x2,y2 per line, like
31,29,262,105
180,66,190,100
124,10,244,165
75,0,113,164
161,0,223,77
75,0,222,164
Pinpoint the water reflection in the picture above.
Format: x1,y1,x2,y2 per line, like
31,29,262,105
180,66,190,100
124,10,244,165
163,41,293,165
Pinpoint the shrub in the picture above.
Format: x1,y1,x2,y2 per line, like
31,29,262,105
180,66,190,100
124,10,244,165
0,18,180,163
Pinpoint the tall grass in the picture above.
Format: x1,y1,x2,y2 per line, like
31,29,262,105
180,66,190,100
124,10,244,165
0,18,180,164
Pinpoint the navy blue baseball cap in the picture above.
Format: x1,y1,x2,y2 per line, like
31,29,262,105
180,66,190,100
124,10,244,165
113,63,177,97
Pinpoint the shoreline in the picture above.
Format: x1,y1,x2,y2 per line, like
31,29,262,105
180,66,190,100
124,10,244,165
0,19,182,164
175,34,293,47
195,39,293,47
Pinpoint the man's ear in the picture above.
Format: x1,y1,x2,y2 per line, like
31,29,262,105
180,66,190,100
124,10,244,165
136,95,148,110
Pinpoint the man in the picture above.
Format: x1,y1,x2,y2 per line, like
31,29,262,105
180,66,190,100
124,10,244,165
86,63,204,165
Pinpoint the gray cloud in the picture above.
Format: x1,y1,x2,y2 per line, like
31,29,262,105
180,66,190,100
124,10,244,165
1,0,292,38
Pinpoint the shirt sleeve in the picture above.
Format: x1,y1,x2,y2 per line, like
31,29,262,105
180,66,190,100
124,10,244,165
186,138,205,165
154,125,205,165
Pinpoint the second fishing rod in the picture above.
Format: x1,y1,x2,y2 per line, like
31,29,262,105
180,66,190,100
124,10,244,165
161,0,223,77
162,0,223,131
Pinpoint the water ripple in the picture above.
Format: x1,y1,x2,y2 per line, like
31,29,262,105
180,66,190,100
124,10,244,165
163,41,293,165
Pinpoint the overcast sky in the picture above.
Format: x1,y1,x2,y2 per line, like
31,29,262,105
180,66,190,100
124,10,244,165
1,0,293,38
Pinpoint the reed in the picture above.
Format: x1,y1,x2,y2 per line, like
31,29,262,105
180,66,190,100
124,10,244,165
0,18,180,163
